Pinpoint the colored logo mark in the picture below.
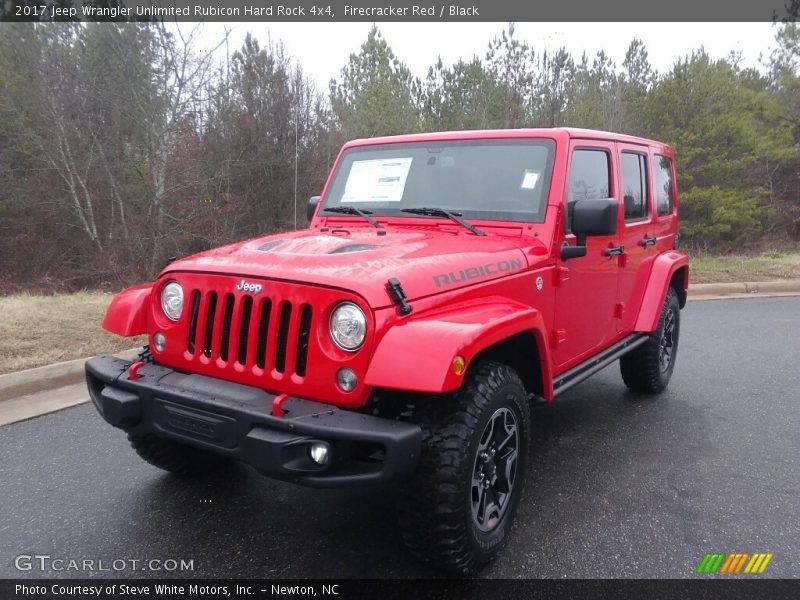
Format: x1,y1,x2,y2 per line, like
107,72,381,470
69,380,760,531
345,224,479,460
696,552,773,574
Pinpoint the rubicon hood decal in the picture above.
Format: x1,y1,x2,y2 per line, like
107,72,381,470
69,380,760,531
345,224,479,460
433,258,525,288
164,228,545,309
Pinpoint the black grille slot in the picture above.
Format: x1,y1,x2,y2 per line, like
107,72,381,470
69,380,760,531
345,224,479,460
255,298,272,369
275,302,292,373
237,296,253,365
203,292,218,357
295,305,313,377
219,294,235,361
187,291,200,354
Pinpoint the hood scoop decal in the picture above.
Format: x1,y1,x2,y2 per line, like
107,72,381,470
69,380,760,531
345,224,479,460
256,240,285,252
328,243,384,255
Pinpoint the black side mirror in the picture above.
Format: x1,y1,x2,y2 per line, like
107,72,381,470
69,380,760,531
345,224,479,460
561,198,619,260
307,196,321,221
572,198,618,238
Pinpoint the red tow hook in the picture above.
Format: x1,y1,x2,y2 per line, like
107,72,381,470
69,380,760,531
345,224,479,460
272,393,289,417
128,360,146,381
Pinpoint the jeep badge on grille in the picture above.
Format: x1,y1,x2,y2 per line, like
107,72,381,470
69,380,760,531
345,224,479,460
236,279,262,293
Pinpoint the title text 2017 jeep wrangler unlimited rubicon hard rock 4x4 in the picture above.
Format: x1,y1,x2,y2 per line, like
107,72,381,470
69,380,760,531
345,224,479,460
86,128,688,574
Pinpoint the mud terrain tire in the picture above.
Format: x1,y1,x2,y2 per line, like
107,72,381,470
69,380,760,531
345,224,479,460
397,361,530,574
620,286,681,393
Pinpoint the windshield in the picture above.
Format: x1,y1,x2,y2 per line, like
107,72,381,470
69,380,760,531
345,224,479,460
321,138,556,223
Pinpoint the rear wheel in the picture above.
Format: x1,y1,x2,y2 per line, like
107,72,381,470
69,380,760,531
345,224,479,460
397,361,530,574
620,287,681,393
128,434,230,476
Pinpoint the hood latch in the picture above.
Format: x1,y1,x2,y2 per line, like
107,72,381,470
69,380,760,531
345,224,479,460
386,278,413,316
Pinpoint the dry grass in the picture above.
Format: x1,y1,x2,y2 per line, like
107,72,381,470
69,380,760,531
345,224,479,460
0,292,145,376
690,252,800,284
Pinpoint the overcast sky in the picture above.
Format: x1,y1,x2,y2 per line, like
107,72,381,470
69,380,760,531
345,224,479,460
197,22,778,91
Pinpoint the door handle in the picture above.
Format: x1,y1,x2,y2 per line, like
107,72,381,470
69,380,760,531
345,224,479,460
604,245,625,257
640,235,657,247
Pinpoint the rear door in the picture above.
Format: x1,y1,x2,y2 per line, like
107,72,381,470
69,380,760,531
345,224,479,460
615,143,655,332
652,152,679,252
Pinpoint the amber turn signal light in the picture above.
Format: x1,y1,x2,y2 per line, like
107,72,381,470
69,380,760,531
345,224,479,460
452,356,466,376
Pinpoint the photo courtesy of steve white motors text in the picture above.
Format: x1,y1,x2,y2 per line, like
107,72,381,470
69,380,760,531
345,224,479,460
14,582,340,597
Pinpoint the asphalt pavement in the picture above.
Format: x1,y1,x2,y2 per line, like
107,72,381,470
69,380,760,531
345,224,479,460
1,297,798,579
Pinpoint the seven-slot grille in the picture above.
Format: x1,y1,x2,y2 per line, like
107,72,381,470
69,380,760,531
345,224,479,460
186,290,313,377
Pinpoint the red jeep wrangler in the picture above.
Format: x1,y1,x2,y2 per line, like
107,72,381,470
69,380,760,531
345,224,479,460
86,128,688,573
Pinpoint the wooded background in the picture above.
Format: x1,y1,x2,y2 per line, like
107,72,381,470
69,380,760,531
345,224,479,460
0,22,798,292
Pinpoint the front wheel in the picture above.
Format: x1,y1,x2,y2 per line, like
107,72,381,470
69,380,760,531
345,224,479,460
620,286,681,393
397,361,530,574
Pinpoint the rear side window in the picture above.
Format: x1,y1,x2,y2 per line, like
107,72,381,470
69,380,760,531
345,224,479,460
654,155,675,216
621,152,649,221
567,149,610,233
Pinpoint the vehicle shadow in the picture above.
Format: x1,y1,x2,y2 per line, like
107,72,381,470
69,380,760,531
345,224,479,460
112,463,441,578
75,368,711,579
491,367,718,578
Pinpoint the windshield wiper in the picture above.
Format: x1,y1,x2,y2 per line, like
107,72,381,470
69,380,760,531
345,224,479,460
400,207,485,236
322,206,386,235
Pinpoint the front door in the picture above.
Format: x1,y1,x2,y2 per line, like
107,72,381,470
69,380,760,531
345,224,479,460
552,141,620,368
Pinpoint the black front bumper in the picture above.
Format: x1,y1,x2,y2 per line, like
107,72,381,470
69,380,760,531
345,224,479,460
85,355,421,487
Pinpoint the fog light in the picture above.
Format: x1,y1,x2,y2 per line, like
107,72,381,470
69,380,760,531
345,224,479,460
153,332,166,352
309,442,330,465
336,368,357,392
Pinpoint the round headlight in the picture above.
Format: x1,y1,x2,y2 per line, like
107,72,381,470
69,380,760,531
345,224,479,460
161,281,184,322
329,302,367,351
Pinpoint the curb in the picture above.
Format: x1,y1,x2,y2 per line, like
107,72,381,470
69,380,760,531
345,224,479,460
0,348,140,403
688,280,800,297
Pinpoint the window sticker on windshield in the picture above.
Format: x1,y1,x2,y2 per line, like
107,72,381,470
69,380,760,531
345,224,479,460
521,170,540,190
342,157,413,202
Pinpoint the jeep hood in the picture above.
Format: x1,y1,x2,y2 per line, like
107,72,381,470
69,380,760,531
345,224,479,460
164,228,548,309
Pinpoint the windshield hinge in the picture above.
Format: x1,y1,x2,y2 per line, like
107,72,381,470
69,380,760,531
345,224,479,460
386,278,413,316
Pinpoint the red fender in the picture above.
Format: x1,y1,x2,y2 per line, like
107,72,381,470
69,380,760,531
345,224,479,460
365,296,552,398
102,283,153,337
634,251,689,333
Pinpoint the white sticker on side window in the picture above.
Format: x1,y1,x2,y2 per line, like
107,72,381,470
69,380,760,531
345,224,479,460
342,157,413,202
521,170,540,190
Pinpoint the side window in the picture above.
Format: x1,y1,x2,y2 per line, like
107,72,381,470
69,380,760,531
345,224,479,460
621,152,649,221
654,155,675,216
567,149,610,233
